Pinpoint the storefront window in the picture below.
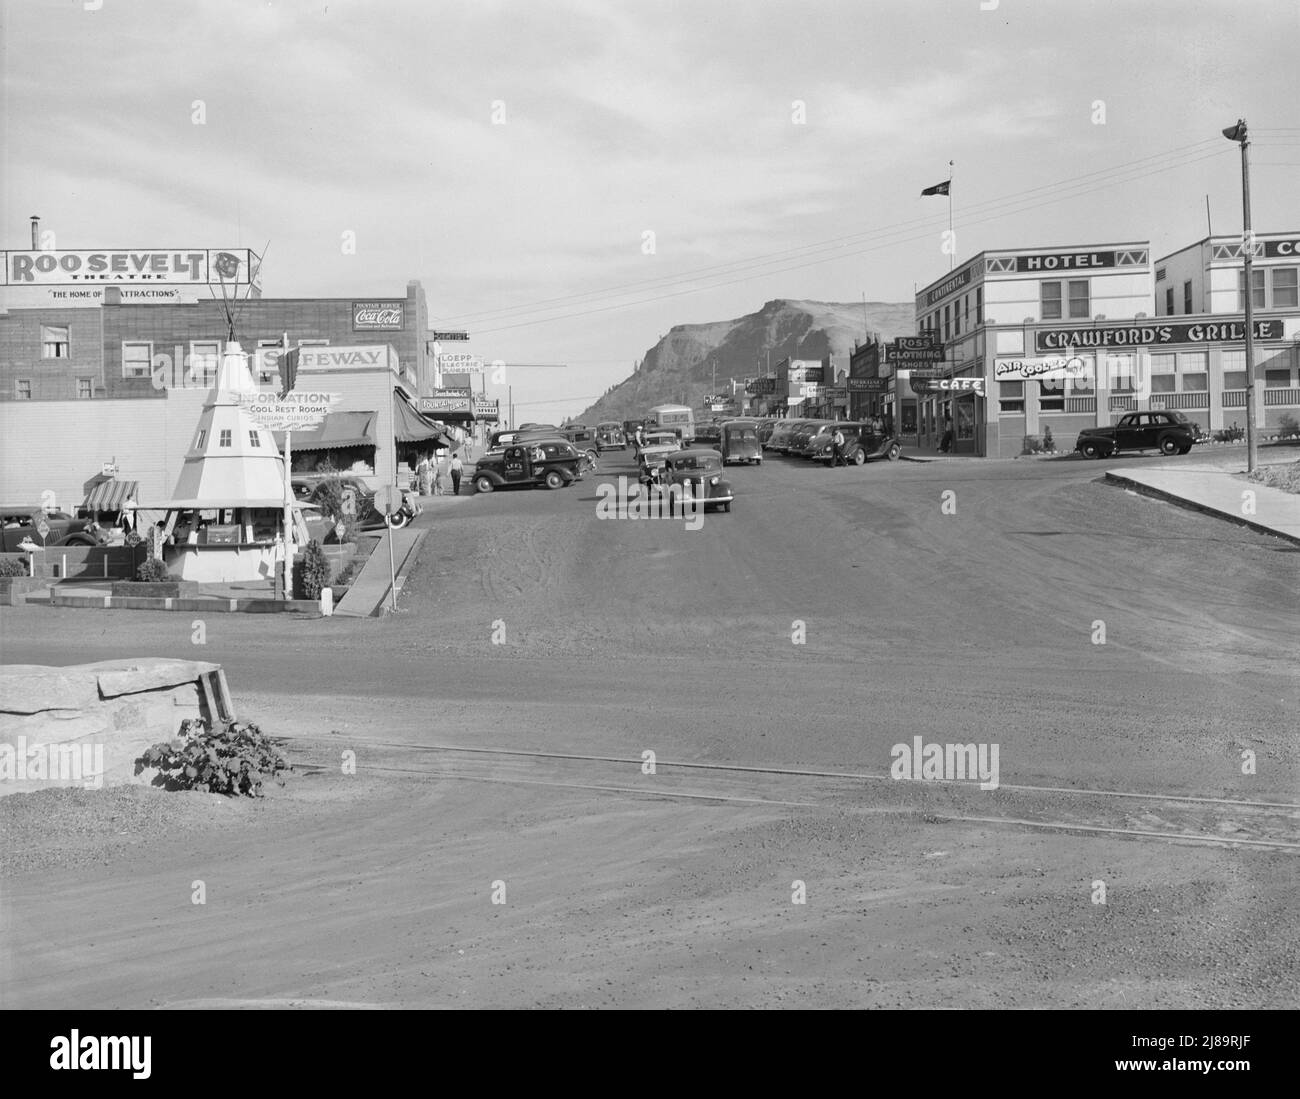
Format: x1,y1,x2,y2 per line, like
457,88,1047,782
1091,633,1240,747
998,380,1024,413
1038,381,1065,411
901,401,917,434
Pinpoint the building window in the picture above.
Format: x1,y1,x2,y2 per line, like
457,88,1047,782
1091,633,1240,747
1150,373,1176,393
1183,280,1193,314
249,430,261,447
77,377,93,399
1181,373,1208,392
122,342,152,379
1068,280,1090,319
975,287,983,326
953,301,961,337
1223,372,1247,389
189,341,221,386
41,325,70,359
15,379,32,400
1041,282,1062,320
297,338,329,347
1265,369,1292,388
1155,266,1166,282
1165,287,1175,314
942,304,950,341
1038,380,1065,411
1273,268,1298,309
219,429,232,447
1237,268,1266,310
196,429,207,449
998,380,1024,413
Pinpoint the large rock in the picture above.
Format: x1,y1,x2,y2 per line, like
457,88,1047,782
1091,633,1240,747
0,659,229,796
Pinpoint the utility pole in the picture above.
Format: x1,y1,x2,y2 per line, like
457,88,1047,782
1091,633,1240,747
1223,119,1258,471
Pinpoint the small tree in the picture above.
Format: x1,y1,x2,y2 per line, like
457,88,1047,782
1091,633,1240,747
137,556,170,582
293,539,331,600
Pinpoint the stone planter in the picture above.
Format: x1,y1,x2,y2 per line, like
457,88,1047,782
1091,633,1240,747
0,576,46,605
110,580,202,599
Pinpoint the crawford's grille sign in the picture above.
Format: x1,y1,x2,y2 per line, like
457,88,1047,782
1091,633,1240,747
352,301,406,330
1,249,258,285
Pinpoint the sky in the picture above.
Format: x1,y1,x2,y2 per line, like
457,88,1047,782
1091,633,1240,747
2,0,1297,422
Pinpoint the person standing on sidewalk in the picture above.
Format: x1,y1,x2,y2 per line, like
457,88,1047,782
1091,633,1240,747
450,452,464,496
831,426,846,467
416,453,432,497
431,452,444,496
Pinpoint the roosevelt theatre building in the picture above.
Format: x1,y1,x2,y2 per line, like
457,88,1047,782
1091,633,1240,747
914,238,1300,457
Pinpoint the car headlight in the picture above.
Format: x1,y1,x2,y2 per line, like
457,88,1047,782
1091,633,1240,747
709,476,719,486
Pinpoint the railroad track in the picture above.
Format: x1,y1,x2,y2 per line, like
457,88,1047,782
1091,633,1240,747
281,737,1300,852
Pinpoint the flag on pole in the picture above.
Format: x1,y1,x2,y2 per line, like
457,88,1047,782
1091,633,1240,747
920,180,951,197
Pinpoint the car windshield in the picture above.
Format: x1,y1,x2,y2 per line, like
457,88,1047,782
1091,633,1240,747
675,457,720,471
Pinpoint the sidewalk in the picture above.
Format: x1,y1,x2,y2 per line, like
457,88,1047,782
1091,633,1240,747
1104,461,1300,545
333,527,426,618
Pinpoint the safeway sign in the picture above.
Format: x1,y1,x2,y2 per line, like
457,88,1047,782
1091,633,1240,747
239,391,342,431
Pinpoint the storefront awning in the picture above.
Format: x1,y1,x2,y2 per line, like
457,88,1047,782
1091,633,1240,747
393,392,455,446
273,411,377,452
83,479,140,512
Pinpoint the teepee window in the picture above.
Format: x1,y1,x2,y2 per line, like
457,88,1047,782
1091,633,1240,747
195,430,207,449
219,429,232,448
249,430,261,448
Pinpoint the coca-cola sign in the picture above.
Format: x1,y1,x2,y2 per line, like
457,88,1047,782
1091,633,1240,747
352,300,405,330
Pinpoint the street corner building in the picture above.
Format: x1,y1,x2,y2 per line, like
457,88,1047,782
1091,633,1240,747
894,233,1300,457
0,223,499,510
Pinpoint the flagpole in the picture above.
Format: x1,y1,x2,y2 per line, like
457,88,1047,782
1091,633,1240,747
948,160,955,271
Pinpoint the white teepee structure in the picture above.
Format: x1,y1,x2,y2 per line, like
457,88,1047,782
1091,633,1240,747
158,342,308,583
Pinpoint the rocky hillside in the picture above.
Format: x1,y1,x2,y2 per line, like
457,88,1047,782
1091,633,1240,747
574,298,915,424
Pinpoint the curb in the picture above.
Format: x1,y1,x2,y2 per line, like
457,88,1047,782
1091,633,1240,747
39,591,323,614
1102,472,1300,547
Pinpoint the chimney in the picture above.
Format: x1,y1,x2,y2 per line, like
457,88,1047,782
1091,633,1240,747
30,215,40,249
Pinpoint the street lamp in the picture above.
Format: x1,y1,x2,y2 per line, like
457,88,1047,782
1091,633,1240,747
1223,118,1258,472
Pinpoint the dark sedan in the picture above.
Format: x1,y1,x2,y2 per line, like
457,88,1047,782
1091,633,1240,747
661,448,734,513
1075,410,1200,458
0,508,107,552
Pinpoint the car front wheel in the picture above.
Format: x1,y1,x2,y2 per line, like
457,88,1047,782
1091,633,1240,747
474,475,494,494
1159,437,1180,455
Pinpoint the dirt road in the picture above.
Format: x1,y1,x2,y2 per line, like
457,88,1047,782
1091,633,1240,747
3,449,1297,1008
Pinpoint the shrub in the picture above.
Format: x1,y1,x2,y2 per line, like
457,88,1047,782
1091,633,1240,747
136,556,171,582
293,539,331,600
1021,434,1044,454
1041,425,1055,452
0,556,29,577
138,717,291,797
1277,413,1300,439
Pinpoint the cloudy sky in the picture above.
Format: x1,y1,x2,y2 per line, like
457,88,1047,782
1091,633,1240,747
3,0,1297,420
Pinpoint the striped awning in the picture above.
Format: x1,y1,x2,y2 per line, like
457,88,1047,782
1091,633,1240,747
83,479,139,512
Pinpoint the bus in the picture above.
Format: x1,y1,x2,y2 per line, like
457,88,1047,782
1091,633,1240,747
647,403,695,443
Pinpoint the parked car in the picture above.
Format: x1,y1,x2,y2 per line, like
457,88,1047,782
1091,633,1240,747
693,423,723,451
787,420,835,456
660,448,734,513
720,419,762,465
1075,410,1200,458
0,507,107,551
472,439,583,493
757,420,779,446
806,424,902,463
764,419,807,453
596,421,627,450
291,475,398,530
559,425,600,465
